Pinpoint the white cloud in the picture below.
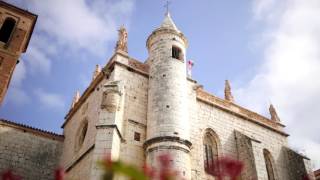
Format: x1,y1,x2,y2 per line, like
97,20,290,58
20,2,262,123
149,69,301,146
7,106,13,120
236,0,320,169
34,88,65,110
11,60,26,87
11,0,135,55
4,61,30,106
25,46,51,74
3,0,134,106
5,87,30,106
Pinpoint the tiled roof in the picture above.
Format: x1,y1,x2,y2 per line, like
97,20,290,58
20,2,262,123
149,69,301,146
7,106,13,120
0,118,64,141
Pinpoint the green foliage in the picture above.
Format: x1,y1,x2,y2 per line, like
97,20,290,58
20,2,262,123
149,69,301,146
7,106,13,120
98,158,149,180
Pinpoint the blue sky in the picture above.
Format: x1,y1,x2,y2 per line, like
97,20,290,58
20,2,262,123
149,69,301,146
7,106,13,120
1,0,320,169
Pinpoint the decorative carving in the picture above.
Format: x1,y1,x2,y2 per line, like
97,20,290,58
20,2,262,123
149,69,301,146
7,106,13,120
224,80,234,102
71,90,80,109
269,104,280,122
115,26,128,53
100,81,123,112
92,64,101,80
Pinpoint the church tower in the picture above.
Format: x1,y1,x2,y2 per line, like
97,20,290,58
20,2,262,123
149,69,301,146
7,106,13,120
145,12,191,178
0,1,37,105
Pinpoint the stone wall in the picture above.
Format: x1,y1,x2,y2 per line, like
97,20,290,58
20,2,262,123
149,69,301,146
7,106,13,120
234,130,258,180
113,59,149,168
60,75,109,179
64,150,93,180
187,81,290,180
0,120,63,180
60,51,313,180
285,147,315,180
0,53,17,104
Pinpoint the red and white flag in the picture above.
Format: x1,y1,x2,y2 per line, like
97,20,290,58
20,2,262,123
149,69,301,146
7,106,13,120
187,60,194,77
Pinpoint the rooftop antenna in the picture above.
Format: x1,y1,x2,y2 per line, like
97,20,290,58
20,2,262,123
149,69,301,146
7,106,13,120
164,0,171,15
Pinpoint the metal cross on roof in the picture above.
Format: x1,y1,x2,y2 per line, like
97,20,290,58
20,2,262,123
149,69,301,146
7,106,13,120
164,0,171,15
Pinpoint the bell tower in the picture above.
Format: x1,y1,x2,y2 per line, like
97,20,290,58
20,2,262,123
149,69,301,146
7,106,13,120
0,1,37,105
145,12,191,178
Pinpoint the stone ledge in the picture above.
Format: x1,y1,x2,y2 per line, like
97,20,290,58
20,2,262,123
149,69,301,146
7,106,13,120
143,136,192,149
96,124,125,142
147,145,190,153
128,119,147,128
65,144,95,172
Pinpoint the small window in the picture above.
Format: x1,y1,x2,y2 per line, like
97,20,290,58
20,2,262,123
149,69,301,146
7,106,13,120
172,46,182,60
134,132,140,141
0,18,16,44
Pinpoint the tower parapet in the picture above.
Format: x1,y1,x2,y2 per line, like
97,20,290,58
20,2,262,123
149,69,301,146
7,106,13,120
145,12,191,179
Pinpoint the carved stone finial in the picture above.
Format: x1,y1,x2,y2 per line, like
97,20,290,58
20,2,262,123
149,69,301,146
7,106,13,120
115,26,128,53
92,64,101,80
269,104,280,122
224,80,234,102
71,90,80,109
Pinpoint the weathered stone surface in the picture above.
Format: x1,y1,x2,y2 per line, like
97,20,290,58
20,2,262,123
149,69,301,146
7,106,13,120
0,120,63,180
0,3,314,179
234,130,258,180
285,147,315,180
58,14,314,179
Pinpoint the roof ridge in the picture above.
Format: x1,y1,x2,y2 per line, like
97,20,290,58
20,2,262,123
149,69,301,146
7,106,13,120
0,118,64,140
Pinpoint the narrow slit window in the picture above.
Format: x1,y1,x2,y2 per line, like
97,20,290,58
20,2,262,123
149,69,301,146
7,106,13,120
172,46,182,60
0,18,16,44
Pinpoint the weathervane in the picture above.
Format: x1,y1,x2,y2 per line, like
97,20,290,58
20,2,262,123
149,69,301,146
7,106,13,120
164,0,171,15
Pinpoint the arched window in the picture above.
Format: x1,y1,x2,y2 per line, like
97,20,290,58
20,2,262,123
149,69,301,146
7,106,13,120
0,18,16,44
203,130,220,172
263,149,277,180
75,119,88,152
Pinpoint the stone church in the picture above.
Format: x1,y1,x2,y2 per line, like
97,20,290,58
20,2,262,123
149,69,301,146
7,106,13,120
0,1,316,180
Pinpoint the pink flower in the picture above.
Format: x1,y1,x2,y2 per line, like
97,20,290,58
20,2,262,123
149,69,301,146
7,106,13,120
102,153,113,168
142,163,156,179
158,154,179,180
54,168,65,180
1,170,21,180
205,156,243,180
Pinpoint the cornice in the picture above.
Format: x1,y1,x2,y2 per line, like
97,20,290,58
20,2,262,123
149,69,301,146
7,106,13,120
196,89,289,137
